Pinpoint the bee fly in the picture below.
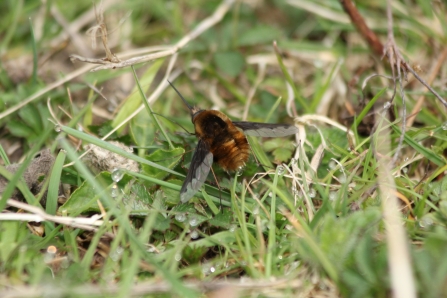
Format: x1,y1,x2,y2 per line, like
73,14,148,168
168,81,298,203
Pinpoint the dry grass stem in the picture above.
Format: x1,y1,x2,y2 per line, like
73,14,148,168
49,0,120,48
375,111,416,298
4,199,107,231
70,0,235,72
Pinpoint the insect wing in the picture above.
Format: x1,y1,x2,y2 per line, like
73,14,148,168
233,121,298,137
180,139,213,203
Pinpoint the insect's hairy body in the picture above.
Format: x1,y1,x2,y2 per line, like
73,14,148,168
167,80,298,203
193,110,250,171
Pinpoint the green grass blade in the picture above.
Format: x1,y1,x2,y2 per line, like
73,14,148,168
0,144,10,165
29,17,38,85
60,139,199,297
352,87,387,131
0,127,52,210
265,166,279,278
202,189,220,215
310,59,342,112
112,60,165,133
131,64,174,149
391,124,445,166
265,96,282,123
0,0,23,53
262,179,339,282
0,166,37,205
46,150,65,215
273,42,309,113
60,125,180,176
247,136,273,170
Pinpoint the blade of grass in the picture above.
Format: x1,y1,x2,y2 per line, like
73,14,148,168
132,170,231,208
46,150,65,215
64,229,80,263
231,173,257,276
204,65,247,104
310,59,342,111
79,219,110,279
352,87,387,131
60,139,199,297
238,174,260,278
112,60,165,133
0,0,23,53
0,144,10,165
118,208,155,297
0,167,37,205
101,227,125,281
297,144,315,219
66,92,98,129
265,166,280,278
263,179,339,283
60,125,179,175
33,225,63,250
273,41,309,113
29,17,38,85
202,189,220,215
265,96,282,123
53,90,98,149
0,127,52,211
390,123,445,166
247,136,273,170
131,64,174,149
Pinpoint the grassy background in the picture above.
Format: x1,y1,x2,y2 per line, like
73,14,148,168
1,0,447,297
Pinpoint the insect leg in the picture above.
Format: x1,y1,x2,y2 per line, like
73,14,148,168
209,166,223,211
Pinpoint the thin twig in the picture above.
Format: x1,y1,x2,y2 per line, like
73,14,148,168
339,0,383,56
405,65,447,107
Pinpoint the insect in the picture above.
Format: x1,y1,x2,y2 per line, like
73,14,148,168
168,81,298,203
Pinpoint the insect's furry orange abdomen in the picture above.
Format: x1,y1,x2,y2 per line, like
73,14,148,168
193,110,250,171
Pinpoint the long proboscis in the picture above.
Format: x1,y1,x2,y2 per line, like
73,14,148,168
167,80,195,115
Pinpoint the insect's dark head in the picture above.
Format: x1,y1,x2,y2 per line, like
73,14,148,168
167,80,202,121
